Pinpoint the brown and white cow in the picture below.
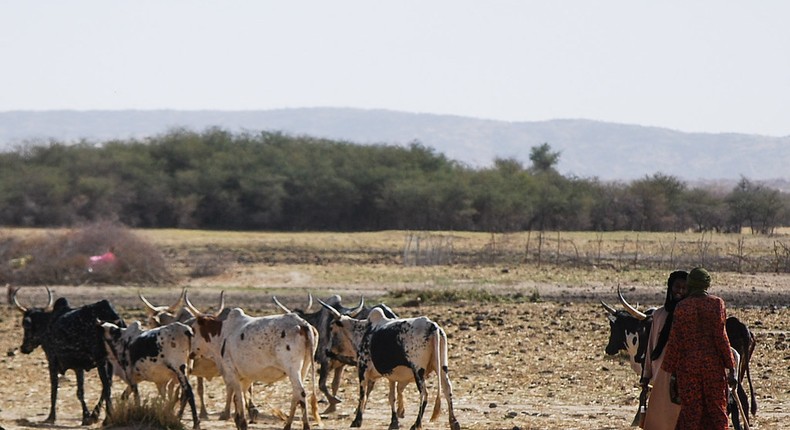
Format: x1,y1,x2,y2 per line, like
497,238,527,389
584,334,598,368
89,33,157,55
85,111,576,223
99,320,200,429
186,299,322,430
320,301,460,430
139,290,233,420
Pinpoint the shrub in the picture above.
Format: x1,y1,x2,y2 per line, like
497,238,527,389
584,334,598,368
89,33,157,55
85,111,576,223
0,222,173,285
103,396,186,430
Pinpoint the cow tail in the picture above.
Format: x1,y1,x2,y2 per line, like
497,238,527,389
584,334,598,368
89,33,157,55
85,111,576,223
305,324,322,427
430,325,443,422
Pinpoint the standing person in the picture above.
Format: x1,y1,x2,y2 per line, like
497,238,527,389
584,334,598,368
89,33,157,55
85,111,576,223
661,267,737,430
639,270,687,429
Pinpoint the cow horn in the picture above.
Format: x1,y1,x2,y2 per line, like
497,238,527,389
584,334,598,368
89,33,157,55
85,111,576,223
11,287,27,313
347,296,365,318
167,288,186,313
617,285,647,320
138,291,160,315
600,300,617,315
215,290,225,316
305,293,314,312
184,291,205,317
318,299,342,320
45,287,54,311
272,296,291,313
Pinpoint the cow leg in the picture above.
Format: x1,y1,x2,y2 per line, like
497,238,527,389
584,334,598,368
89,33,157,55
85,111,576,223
219,386,233,420
409,368,428,430
440,366,460,430
173,364,200,429
388,380,400,430
197,377,209,420
45,362,59,424
396,381,407,418
284,369,309,430
75,369,93,425
319,363,342,413
228,381,247,430
351,375,372,428
100,361,114,423
246,385,259,423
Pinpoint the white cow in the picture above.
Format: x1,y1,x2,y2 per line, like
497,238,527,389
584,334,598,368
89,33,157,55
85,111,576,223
186,301,321,430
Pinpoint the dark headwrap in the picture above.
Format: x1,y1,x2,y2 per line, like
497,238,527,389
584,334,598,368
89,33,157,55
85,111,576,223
651,270,688,361
686,267,711,297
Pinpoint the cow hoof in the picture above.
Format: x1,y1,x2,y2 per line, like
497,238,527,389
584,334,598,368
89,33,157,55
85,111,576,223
219,411,231,421
450,420,461,430
351,419,362,427
322,404,337,414
248,407,260,422
389,423,400,430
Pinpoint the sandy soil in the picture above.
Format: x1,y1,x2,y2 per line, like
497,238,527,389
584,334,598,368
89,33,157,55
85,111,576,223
1,273,789,430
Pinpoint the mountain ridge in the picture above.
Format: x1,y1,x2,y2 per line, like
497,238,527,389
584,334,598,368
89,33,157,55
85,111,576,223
1,108,788,182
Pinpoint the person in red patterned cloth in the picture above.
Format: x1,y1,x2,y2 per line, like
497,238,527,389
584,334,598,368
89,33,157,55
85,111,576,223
661,267,737,430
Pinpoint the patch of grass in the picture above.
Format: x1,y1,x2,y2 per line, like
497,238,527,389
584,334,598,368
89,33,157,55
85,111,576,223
103,396,185,430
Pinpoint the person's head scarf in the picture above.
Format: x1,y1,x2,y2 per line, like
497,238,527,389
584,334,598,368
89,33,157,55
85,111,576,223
686,267,711,296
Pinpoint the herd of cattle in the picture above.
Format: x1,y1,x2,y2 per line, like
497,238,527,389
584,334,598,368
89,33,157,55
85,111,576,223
601,286,758,430
11,284,760,430
11,287,461,430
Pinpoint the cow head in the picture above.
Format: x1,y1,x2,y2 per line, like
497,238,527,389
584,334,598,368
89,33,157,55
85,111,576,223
139,288,191,327
184,291,226,360
318,299,373,362
13,287,56,354
601,286,653,375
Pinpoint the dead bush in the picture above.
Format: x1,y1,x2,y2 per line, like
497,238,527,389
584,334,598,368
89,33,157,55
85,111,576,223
0,222,173,285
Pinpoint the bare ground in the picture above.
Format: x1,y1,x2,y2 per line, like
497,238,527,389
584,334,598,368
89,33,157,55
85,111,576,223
1,269,789,430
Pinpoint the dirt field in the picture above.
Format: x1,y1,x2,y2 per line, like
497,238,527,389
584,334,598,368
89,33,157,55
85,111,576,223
1,271,789,430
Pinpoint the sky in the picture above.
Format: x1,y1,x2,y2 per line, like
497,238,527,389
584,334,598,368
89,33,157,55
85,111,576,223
2,1,789,137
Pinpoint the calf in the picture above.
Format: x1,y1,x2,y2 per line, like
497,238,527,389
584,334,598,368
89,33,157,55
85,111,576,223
13,287,123,425
320,301,460,430
187,301,322,430
100,320,200,429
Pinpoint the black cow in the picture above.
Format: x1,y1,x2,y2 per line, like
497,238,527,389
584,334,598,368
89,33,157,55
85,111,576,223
13,287,124,425
602,289,757,429
272,294,401,414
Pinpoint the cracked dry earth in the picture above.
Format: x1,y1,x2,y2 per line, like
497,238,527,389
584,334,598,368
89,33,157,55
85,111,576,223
0,286,788,430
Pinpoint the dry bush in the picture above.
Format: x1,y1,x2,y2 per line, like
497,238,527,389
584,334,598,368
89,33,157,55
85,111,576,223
0,222,172,285
103,396,186,430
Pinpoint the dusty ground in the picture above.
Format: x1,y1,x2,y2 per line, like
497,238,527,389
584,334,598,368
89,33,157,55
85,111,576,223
1,271,789,430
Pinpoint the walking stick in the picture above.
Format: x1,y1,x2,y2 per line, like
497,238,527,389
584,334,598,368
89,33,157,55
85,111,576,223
730,384,750,430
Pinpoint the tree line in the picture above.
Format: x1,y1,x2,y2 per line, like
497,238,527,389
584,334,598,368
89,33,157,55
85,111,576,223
1,128,788,233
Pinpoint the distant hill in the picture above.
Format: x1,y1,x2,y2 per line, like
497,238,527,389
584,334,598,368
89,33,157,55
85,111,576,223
1,108,789,184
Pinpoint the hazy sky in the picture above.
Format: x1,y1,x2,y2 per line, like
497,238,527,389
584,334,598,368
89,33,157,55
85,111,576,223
2,1,789,136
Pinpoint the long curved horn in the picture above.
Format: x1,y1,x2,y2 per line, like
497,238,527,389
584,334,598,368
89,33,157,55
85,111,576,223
272,296,291,314
215,291,225,316
347,296,365,318
139,291,160,315
11,287,27,313
167,288,186,313
318,299,342,320
305,293,314,312
600,300,617,315
617,285,647,320
184,291,205,317
45,287,54,311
